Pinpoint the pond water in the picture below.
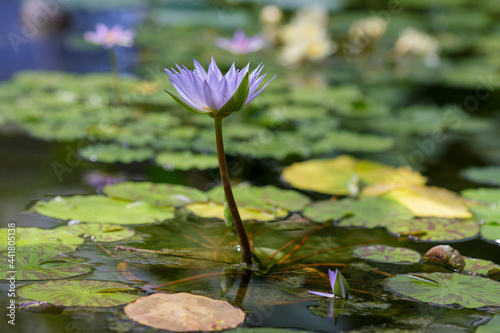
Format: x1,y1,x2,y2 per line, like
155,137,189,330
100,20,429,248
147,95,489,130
1,132,499,333
2,1,500,332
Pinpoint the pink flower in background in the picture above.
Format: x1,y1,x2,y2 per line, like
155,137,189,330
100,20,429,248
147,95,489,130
215,30,267,54
84,23,135,49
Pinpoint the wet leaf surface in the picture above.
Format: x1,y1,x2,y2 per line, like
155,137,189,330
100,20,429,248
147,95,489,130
386,272,500,308
0,253,92,280
353,245,421,264
18,280,140,307
33,195,175,225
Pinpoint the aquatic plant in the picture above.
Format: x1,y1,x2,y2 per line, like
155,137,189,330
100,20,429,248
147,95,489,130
215,30,267,54
164,58,276,265
308,269,350,299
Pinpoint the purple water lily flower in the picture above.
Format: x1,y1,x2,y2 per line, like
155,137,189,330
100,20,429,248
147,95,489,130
84,23,134,49
164,58,276,118
308,269,350,299
215,30,267,54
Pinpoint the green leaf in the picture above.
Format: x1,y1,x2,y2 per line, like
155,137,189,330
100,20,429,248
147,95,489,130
18,280,139,307
461,166,500,186
61,223,135,242
208,183,311,213
480,222,500,244
303,197,414,228
155,151,219,170
463,257,500,275
216,72,250,118
33,195,175,225
470,205,500,223
103,181,208,207
387,217,479,242
79,144,154,164
0,253,92,280
312,131,395,154
353,245,421,264
461,188,500,205
477,316,500,333
0,227,83,253
386,273,500,308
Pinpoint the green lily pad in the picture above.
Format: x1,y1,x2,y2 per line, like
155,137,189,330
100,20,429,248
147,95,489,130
62,224,135,242
208,183,311,213
461,188,500,205
18,280,139,307
155,151,219,170
303,197,414,228
185,202,284,222
463,257,500,275
470,205,500,223
461,166,500,186
480,222,500,244
33,195,174,225
79,144,154,163
0,227,83,253
0,253,92,280
387,218,479,242
103,181,208,207
386,273,500,308
353,245,421,264
477,316,500,333
312,131,395,154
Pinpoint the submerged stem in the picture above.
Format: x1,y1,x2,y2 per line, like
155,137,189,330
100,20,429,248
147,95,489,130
214,117,253,266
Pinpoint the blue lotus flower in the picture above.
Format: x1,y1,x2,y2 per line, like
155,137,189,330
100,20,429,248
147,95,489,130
308,269,350,299
164,58,276,118
215,30,267,54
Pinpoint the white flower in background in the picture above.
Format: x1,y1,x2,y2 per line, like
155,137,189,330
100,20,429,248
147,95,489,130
349,16,387,46
260,5,283,26
260,4,283,43
278,7,336,66
394,28,440,67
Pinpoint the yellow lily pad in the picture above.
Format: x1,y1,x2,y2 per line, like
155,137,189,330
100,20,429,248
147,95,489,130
376,186,472,218
186,202,285,222
282,155,426,195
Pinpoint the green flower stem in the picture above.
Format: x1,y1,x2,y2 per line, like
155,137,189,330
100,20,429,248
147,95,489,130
214,117,253,266
108,47,122,105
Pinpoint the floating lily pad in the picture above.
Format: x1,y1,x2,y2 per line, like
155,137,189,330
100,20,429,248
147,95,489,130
387,218,479,242
461,166,500,186
353,245,421,264
372,185,472,219
124,293,245,332
470,205,500,223
0,227,83,253
282,155,426,195
62,224,135,242
155,151,219,170
386,273,500,308
79,144,154,163
208,183,310,213
463,257,500,275
33,195,174,225
18,280,139,307
0,252,92,280
477,316,500,333
461,188,500,205
186,202,284,222
313,131,395,154
103,181,208,207
303,197,414,228
480,222,500,244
